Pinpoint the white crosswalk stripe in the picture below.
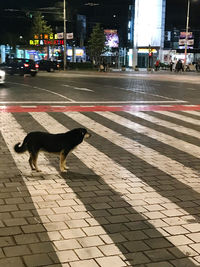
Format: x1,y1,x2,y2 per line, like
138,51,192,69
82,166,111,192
72,111,199,191
1,109,200,266
180,110,200,117
127,111,200,139
156,110,200,126
93,111,200,158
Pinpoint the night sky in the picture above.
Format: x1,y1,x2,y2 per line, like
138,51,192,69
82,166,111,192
165,0,200,29
0,0,200,34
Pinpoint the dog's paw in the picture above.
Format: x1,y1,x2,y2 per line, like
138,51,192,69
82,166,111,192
61,170,68,173
64,166,69,170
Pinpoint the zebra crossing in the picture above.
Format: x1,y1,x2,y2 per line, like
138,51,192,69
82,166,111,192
1,107,200,266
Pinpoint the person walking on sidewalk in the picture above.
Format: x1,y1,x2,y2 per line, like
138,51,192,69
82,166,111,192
155,60,160,71
175,59,184,73
170,60,174,72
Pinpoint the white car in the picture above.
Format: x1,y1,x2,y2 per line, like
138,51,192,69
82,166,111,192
0,69,5,84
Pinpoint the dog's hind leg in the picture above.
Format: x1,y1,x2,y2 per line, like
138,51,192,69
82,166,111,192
29,155,35,170
30,151,40,172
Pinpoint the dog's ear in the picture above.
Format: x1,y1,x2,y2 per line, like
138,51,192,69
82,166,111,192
80,128,86,136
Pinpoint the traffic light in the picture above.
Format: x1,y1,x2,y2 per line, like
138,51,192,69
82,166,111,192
149,52,153,57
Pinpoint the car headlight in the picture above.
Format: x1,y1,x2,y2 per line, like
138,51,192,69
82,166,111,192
0,70,5,77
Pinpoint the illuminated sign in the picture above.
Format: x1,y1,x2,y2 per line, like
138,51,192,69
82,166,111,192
180,32,192,39
30,32,73,46
34,34,58,40
29,40,64,46
134,0,166,47
138,48,157,53
179,32,194,48
57,32,74,39
67,49,84,57
67,33,74,40
104,30,119,48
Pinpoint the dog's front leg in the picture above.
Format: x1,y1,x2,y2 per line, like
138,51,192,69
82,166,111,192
60,150,68,172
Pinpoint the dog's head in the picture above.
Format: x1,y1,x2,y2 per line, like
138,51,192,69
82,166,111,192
79,128,91,140
71,128,91,141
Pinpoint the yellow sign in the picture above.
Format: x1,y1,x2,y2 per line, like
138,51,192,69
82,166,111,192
138,48,157,53
33,34,58,40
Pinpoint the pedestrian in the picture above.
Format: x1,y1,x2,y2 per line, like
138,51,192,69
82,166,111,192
173,59,177,72
169,61,174,72
103,61,106,72
99,63,104,72
175,59,183,73
155,60,160,71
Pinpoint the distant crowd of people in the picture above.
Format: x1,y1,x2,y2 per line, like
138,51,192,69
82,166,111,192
154,58,198,73
169,59,184,72
154,59,185,73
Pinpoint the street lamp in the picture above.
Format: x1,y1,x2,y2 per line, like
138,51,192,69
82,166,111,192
63,0,67,70
184,0,199,67
184,0,190,66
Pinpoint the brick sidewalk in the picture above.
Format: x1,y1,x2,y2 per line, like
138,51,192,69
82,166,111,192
1,108,200,266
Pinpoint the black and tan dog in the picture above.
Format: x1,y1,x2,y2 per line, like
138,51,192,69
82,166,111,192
14,128,91,172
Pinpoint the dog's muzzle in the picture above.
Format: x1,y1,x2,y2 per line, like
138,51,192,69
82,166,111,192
85,132,91,139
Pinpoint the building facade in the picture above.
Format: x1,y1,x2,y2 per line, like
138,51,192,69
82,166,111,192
130,0,166,68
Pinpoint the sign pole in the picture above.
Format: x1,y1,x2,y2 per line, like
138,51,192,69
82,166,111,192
63,0,67,70
184,0,190,67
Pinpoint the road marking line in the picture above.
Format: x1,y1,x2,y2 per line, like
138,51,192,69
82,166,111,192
158,105,173,107
2,104,200,113
0,100,187,104
62,84,94,92
183,105,198,107
6,82,76,102
51,105,67,108
33,86,75,102
80,105,94,107
74,87,94,92
21,106,37,108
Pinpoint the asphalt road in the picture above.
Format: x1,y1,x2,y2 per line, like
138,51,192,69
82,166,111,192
1,70,200,106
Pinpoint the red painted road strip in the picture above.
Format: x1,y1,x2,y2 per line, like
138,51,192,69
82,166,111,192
0,105,200,113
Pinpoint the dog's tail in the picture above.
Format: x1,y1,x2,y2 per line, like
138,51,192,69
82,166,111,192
14,137,28,153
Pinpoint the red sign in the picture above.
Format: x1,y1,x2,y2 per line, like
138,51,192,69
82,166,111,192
29,39,64,46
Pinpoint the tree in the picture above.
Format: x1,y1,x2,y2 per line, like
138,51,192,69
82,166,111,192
30,11,53,38
88,23,106,65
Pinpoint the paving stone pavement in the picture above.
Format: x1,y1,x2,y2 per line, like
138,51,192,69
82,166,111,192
1,107,200,266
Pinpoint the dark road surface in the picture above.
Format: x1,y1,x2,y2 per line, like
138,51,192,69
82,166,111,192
1,70,200,105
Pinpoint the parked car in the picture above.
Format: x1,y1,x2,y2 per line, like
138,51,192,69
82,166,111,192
0,69,6,84
36,60,60,72
0,58,38,76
